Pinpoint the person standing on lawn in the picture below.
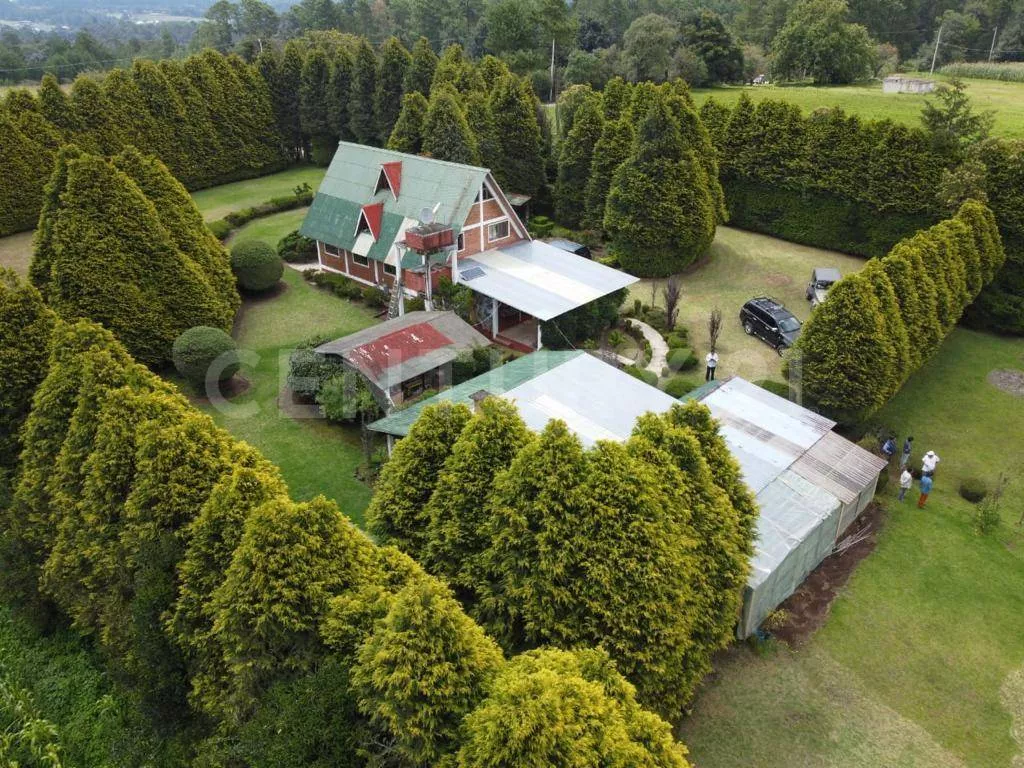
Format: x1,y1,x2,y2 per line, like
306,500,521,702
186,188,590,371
881,436,896,466
900,436,914,469
918,472,934,508
921,450,940,476
899,468,913,502
705,349,719,381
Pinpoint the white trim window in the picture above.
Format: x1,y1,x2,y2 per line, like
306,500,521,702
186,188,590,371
324,243,340,257
487,220,510,242
475,185,495,202
383,263,396,276
457,232,465,252
352,253,370,267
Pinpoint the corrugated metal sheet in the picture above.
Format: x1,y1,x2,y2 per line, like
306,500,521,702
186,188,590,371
458,240,638,321
501,353,678,445
300,142,488,262
368,350,583,436
791,430,888,505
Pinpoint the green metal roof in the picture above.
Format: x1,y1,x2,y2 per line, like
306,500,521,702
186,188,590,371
368,350,583,437
300,142,490,263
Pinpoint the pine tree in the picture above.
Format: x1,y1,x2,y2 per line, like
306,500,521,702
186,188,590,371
102,69,160,166
208,496,378,715
859,261,911,402
956,198,1005,283
159,59,227,183
270,42,305,157
29,145,82,299
42,152,228,366
463,91,501,171
0,271,55,469
387,91,429,154
477,55,510,93
366,402,470,559
69,75,126,156
667,91,726,221
944,216,983,297
555,98,604,228
605,94,716,277
131,59,192,183
37,73,79,137
584,118,634,231
327,46,354,143
453,648,690,768
351,578,504,767
112,146,240,328
473,420,588,651
375,37,412,144
300,47,336,157
895,239,944,358
602,76,630,121
0,111,50,236
720,91,755,178
912,232,956,333
422,88,479,165
880,253,929,369
423,397,532,600
349,38,379,144
404,37,438,96
796,273,897,422
489,74,545,195
431,44,484,95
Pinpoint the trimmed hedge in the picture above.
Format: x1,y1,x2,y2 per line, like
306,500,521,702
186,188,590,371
172,326,240,386
663,376,697,398
624,365,658,386
959,477,988,503
230,240,283,293
667,347,699,372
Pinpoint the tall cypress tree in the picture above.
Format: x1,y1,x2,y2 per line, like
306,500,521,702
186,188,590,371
881,253,929,369
387,91,429,154
601,76,630,121
584,118,634,231
489,74,545,195
300,47,335,161
30,144,83,300
463,91,501,172
37,73,79,137
477,55,511,93
422,88,479,165
271,42,305,158
375,37,412,144
0,111,49,236
349,38,379,144
431,44,484,95
70,75,126,156
159,59,226,183
667,91,726,221
327,46,354,143
796,273,897,423
555,98,604,228
131,59,192,183
605,94,716,277
860,261,911,402
404,37,438,97
102,69,159,165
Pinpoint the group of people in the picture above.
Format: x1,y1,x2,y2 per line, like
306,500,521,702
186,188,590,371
882,435,941,508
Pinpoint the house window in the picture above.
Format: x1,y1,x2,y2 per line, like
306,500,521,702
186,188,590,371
488,220,510,241
457,232,465,252
324,243,340,256
352,253,369,267
383,263,396,276
475,185,495,202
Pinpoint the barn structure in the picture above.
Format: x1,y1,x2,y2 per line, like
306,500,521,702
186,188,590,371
299,143,635,352
315,311,488,409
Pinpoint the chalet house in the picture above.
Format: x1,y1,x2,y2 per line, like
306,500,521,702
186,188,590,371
315,311,488,409
299,143,636,352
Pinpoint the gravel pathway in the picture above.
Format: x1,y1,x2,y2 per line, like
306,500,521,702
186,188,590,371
629,318,669,375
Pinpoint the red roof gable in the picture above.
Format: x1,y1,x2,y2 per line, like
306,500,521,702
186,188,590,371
380,161,402,197
359,201,384,240
348,322,451,379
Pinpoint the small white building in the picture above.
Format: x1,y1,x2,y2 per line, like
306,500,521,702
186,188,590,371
882,75,936,94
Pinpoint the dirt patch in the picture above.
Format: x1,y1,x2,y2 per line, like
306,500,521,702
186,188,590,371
188,375,252,405
988,369,1024,397
764,272,794,288
772,502,886,647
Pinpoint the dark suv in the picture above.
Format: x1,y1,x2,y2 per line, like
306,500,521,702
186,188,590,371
739,297,802,353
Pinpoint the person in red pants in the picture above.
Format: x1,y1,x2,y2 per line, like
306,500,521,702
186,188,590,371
917,472,934,508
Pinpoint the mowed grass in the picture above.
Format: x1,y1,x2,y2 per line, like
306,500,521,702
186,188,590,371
692,74,1024,139
680,329,1024,768
630,226,867,383
226,207,309,249
190,165,327,221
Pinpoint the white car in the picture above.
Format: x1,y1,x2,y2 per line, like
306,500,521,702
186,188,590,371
806,267,841,307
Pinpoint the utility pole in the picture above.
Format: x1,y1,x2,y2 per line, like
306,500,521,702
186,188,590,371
929,24,943,76
549,38,555,104
989,26,998,62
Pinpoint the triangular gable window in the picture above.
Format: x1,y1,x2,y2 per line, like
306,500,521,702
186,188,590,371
355,201,384,241
375,161,402,199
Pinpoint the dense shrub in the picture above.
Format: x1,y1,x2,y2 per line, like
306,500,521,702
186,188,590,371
172,326,239,386
665,330,689,349
959,477,989,503
207,219,232,240
231,240,283,293
527,215,555,237
277,230,318,263
642,307,668,332
667,347,699,372
541,289,625,349
286,334,345,401
753,379,791,399
624,365,658,386
361,285,388,308
664,376,698,397
452,346,497,384
306,269,364,300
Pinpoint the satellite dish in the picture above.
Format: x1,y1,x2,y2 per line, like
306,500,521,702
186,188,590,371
419,206,434,225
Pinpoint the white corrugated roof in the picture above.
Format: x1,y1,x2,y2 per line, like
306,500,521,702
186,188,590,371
458,240,638,321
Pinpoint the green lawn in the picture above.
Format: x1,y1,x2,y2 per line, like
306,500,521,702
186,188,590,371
631,226,868,383
226,207,310,249
692,74,1024,139
680,329,1024,768
177,267,379,525
191,165,327,221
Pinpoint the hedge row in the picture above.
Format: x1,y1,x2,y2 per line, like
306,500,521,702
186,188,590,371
796,200,1004,423
0,305,692,766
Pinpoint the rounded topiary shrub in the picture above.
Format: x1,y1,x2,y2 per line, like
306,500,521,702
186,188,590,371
172,326,240,386
664,376,697,398
959,477,989,503
667,347,699,372
231,240,283,292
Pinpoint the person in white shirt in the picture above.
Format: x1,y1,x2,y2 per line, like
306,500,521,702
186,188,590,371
705,350,719,381
898,468,913,501
921,450,940,476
